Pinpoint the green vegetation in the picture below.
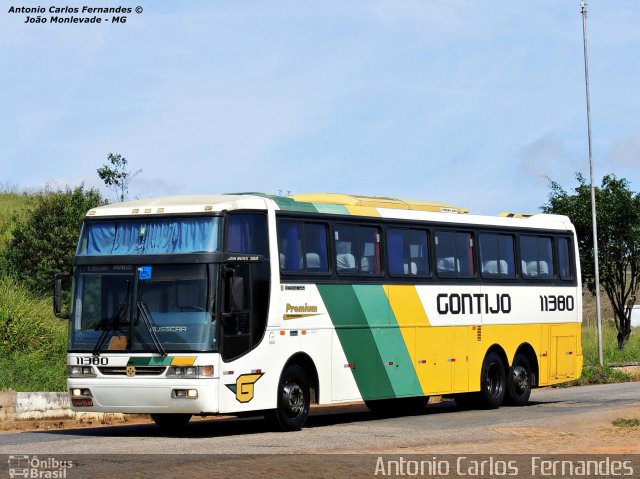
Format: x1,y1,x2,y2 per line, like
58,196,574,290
569,364,632,386
0,191,35,273
0,188,102,392
0,276,67,391
582,319,640,367
3,185,103,295
612,417,640,428
566,319,640,386
97,152,141,203
544,174,640,349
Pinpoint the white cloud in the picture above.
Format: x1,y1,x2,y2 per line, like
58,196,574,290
518,135,567,179
608,133,640,167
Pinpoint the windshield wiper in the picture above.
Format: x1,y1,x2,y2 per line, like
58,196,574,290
136,302,167,357
93,280,130,356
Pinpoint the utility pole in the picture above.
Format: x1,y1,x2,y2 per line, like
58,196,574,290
581,0,604,365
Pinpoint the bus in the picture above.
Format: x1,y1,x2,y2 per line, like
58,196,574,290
54,193,583,431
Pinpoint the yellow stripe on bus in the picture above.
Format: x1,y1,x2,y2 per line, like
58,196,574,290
171,356,196,366
344,205,381,217
386,285,432,394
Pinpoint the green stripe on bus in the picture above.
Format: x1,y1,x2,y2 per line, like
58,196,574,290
128,357,173,366
352,285,421,397
312,203,350,215
270,196,319,213
317,284,395,400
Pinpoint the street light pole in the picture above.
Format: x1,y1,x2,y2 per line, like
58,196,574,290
580,0,604,365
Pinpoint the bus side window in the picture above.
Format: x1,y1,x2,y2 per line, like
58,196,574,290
479,233,515,278
435,230,475,278
558,237,573,280
277,221,304,272
335,226,357,272
387,228,430,276
277,220,329,273
335,225,381,274
520,235,555,278
304,223,329,272
226,213,269,257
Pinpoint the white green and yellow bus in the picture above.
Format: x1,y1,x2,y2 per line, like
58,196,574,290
54,193,583,431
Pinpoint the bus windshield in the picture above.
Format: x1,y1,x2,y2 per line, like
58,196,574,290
70,264,217,353
76,217,221,256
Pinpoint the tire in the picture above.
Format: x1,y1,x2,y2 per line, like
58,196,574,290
150,413,192,430
478,351,506,409
504,354,532,406
265,364,310,431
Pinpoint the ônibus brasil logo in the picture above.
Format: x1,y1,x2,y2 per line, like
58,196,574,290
8,455,73,478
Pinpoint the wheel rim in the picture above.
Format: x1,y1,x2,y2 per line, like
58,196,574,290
511,365,529,396
486,362,504,398
282,380,305,418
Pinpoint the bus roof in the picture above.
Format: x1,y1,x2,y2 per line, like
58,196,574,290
85,194,270,217
290,193,468,214
84,192,573,232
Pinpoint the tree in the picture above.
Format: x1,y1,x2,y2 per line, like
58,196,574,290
97,153,141,202
3,185,104,295
543,173,640,349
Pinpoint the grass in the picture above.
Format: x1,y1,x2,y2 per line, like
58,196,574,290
0,191,67,391
568,293,640,385
0,276,67,391
612,418,640,428
581,318,640,367
568,364,633,386
0,191,35,250
0,191,36,277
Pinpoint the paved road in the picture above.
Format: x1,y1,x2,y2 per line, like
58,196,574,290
1,382,638,456
0,383,639,478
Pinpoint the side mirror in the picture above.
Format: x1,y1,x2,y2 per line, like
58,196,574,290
53,272,71,319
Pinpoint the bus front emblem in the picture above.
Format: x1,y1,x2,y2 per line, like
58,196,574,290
126,365,136,377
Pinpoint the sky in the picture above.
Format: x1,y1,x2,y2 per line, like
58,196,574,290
1,1,639,215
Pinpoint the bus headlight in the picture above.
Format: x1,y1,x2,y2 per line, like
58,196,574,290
68,366,96,377
171,389,198,399
70,388,92,397
166,365,214,378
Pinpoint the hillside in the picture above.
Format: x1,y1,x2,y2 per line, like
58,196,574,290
0,191,35,251
0,191,67,391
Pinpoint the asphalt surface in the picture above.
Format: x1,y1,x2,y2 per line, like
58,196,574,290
0,382,638,456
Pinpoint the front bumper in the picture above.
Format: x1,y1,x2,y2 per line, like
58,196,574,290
67,378,219,414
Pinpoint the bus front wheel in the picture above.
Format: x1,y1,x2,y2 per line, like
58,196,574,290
478,351,506,409
266,364,310,432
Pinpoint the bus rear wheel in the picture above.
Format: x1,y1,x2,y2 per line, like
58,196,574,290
478,351,506,409
150,413,192,430
266,364,310,431
504,354,532,406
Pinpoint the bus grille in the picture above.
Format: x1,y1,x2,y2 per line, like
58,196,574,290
98,366,167,376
